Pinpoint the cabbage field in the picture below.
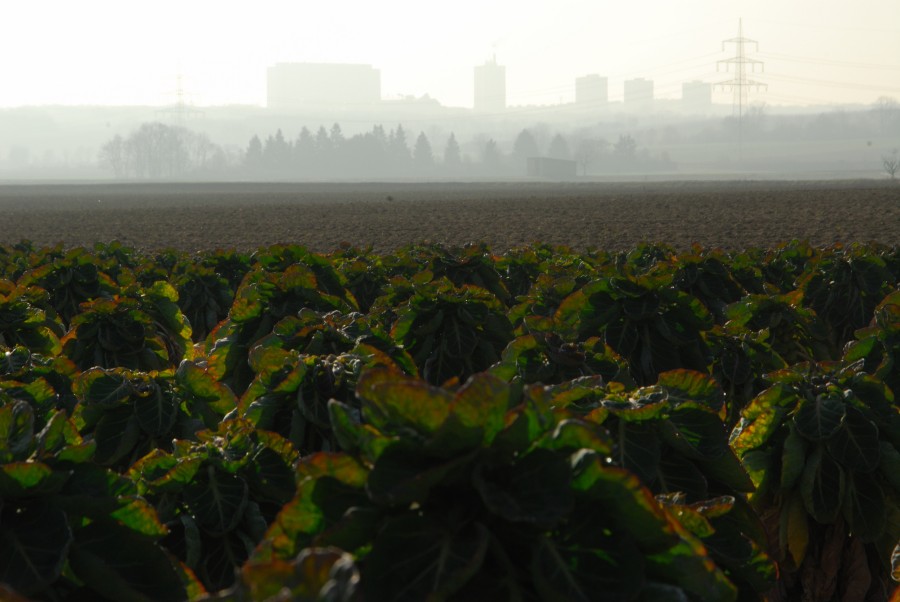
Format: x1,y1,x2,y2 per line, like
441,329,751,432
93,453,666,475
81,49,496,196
0,239,898,601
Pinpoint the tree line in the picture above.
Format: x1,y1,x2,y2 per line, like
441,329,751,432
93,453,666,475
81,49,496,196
97,121,669,180
98,123,235,179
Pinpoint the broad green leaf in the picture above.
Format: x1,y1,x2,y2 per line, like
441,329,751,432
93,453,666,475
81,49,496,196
657,370,724,412
296,452,369,487
780,422,807,491
842,472,887,542
544,419,613,455
241,547,360,602
570,454,678,551
800,445,845,524
780,492,809,568
133,384,178,437
793,394,846,442
730,385,793,456
475,449,574,527
0,399,34,461
656,454,709,500
531,534,644,601
0,461,65,497
615,422,662,486
696,447,755,493
661,404,730,461
827,405,880,473
358,371,452,436
367,443,476,506
175,361,237,427
362,516,488,601
110,498,169,538
68,519,186,602
878,442,900,495
74,368,133,408
449,372,511,445
184,465,249,536
0,503,72,596
92,407,140,466
245,447,296,506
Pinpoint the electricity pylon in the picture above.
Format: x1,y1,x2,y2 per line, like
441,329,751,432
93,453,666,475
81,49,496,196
717,18,766,161
158,73,203,127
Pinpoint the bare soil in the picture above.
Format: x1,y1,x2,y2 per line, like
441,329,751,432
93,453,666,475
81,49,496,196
0,180,898,254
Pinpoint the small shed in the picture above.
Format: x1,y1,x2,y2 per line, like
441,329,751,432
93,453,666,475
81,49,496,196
526,156,578,179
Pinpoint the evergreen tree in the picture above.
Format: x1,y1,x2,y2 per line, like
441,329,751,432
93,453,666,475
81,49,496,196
512,129,540,167
388,124,411,173
443,133,461,171
482,138,502,172
413,132,434,173
245,134,263,172
294,127,315,171
548,133,571,160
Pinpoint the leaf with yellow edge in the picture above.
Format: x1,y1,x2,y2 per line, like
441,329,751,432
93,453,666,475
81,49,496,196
730,385,795,456
781,493,808,568
111,498,169,538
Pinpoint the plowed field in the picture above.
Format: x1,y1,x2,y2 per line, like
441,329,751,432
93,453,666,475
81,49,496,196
1,180,898,253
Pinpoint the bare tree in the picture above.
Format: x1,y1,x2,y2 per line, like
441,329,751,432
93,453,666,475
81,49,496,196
883,148,899,180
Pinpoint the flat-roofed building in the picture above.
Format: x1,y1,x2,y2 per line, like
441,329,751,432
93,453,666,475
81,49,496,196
474,58,506,112
682,80,712,114
575,74,608,107
623,78,654,112
267,63,381,110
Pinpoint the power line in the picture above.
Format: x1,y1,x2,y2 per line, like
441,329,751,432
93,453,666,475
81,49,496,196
716,18,766,160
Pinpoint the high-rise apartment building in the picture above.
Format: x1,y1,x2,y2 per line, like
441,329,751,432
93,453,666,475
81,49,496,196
575,74,608,106
474,58,506,112
623,78,654,112
682,80,713,114
267,63,381,109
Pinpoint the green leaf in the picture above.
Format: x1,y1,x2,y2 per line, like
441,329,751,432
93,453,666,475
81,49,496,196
133,383,178,437
68,519,186,602
92,407,141,466
358,370,452,436
0,461,67,497
0,399,34,461
0,503,72,596
448,372,512,446
878,441,900,495
367,443,475,506
615,422,662,486
544,419,613,455
570,455,678,551
800,445,845,524
241,547,360,602
842,472,887,542
74,368,133,408
780,422,807,491
110,498,169,538
661,404,730,461
475,449,574,527
793,394,846,442
531,534,643,602
362,516,488,601
827,405,880,473
657,370,724,412
184,465,249,536
731,385,793,456
696,447,755,493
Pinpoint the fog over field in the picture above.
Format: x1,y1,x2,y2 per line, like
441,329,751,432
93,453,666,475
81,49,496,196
1,1,898,181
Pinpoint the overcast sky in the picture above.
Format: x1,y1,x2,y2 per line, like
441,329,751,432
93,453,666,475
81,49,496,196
2,0,898,108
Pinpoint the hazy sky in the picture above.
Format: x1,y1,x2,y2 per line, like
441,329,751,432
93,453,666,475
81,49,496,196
2,0,898,108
